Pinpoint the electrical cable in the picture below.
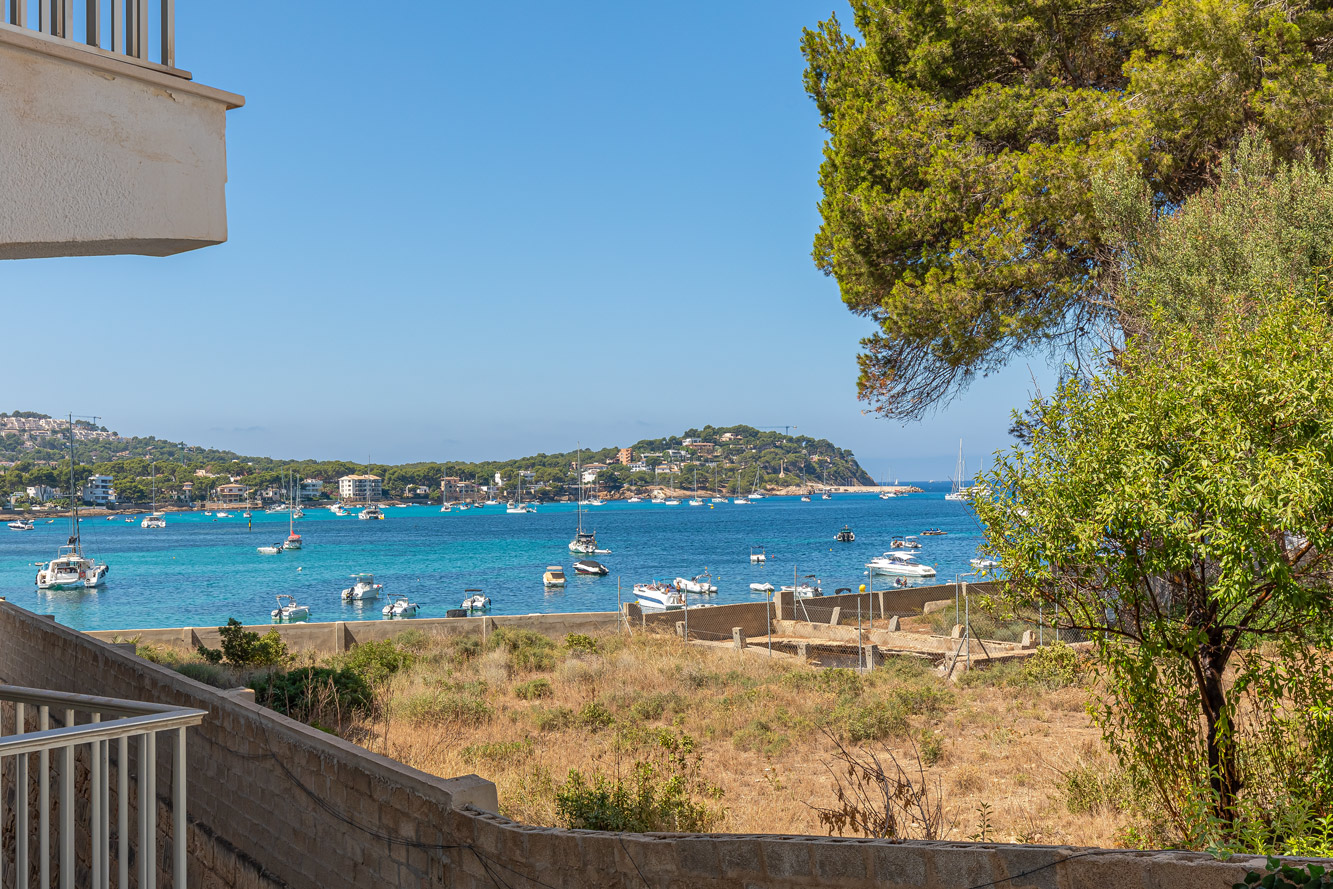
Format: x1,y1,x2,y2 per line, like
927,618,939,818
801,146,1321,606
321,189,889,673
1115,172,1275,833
963,848,1102,889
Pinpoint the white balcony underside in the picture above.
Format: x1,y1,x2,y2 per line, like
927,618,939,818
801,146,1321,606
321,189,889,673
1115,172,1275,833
0,24,243,260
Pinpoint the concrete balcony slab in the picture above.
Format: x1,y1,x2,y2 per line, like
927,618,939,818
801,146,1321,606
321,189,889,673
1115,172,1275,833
0,23,243,259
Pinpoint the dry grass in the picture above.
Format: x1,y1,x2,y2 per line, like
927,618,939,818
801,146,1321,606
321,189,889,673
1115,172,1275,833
345,629,1130,844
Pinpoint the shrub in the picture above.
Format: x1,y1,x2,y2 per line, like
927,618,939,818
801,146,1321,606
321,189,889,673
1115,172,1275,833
175,661,233,689
197,618,288,668
1063,764,1128,816
835,699,909,743
514,678,553,700
531,706,576,732
1018,643,1083,690
251,666,371,723
555,731,722,832
564,633,599,655
400,690,493,726
1236,857,1333,889
451,635,483,663
487,627,557,672
578,701,615,731
627,692,683,723
340,639,415,685
732,717,791,757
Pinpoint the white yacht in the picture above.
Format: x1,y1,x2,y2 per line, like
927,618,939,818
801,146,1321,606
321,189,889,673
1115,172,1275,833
570,447,600,554
215,511,232,518
359,505,385,520
710,497,727,504
256,543,283,555
8,519,34,531
688,498,703,506
382,596,419,618
750,546,767,563
341,573,383,601
271,595,310,622
440,502,452,512
866,551,937,577
141,513,166,529
664,499,681,506
733,497,750,505
970,558,1000,571
627,496,643,503
633,582,685,612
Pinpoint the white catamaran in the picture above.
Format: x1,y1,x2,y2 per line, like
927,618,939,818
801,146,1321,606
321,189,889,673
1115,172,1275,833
35,415,109,590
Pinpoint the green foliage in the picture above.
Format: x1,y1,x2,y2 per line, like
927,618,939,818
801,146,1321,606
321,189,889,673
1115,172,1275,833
555,731,723,832
1237,857,1332,889
974,291,1333,841
802,1,1333,417
563,633,599,655
486,627,557,672
449,635,483,664
530,706,576,732
251,666,372,723
174,661,233,689
513,678,552,700
339,639,415,685
1018,645,1084,691
834,698,909,743
577,701,615,731
399,688,493,726
196,618,288,668
627,692,684,723
461,739,534,768
732,717,791,757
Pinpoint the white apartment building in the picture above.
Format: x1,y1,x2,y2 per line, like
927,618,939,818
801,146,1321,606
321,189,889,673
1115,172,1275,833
339,474,382,503
82,475,114,506
299,479,323,500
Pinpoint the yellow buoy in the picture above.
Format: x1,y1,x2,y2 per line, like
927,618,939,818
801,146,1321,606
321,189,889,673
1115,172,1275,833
859,584,865,592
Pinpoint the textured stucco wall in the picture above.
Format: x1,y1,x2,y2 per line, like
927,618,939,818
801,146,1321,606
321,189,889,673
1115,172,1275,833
0,26,242,259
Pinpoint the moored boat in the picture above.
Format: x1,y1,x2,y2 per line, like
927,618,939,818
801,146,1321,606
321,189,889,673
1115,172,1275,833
835,525,855,543
573,559,609,576
341,573,383,600
866,551,937,577
271,595,310,622
543,566,567,587
674,573,718,595
382,595,419,618
634,582,685,611
462,591,491,611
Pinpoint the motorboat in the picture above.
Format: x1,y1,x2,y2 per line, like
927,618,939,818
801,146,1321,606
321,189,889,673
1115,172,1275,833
256,543,283,555
382,596,419,618
329,504,348,516
688,498,703,506
733,497,750,505
866,551,937,577
341,573,383,601
821,492,832,500
633,582,685,612
359,505,385,520
651,496,666,505
891,536,922,549
674,573,717,595
750,546,767,563
970,558,1000,571
106,516,117,521
243,510,253,518
124,517,135,523
835,525,855,543
462,591,491,612
292,508,304,519
627,496,643,503
8,519,34,531
800,495,811,502
543,566,567,587
780,577,822,598
141,513,166,529
271,595,310,622
215,511,232,518
440,502,452,512
203,511,214,516
573,560,609,576
664,499,681,506
457,503,469,511
710,497,727,504
506,502,535,514
485,499,500,506
920,528,947,536
749,582,774,593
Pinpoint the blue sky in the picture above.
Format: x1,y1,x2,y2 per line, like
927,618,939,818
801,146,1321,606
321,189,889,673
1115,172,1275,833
4,0,1053,481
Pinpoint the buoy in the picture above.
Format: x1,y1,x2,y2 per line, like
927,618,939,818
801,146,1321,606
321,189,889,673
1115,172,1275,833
297,567,303,572
859,584,865,592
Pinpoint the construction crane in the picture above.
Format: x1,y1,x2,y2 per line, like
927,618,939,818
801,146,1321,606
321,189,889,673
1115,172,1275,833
757,425,798,436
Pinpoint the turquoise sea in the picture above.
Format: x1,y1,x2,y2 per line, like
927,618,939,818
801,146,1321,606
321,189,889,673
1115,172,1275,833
1,484,986,631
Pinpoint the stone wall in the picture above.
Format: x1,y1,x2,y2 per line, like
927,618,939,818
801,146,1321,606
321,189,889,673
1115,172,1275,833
0,600,1314,889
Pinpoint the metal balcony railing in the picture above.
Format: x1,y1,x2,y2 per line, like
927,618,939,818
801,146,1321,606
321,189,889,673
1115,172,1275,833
2,0,177,70
0,685,206,889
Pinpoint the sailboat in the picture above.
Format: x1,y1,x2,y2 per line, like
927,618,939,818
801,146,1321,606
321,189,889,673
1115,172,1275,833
141,462,166,527
944,440,970,501
35,415,109,590
569,446,598,554
749,465,765,499
506,476,535,513
283,471,303,549
800,457,812,501
732,469,750,504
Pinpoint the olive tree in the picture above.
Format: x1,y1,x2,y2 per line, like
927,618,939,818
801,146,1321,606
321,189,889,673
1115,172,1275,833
973,291,1333,842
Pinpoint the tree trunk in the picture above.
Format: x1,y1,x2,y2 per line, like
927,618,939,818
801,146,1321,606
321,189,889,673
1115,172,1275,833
1198,651,1238,822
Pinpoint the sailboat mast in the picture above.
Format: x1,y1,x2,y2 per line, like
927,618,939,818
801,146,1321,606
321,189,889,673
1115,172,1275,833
68,414,80,550
576,444,582,534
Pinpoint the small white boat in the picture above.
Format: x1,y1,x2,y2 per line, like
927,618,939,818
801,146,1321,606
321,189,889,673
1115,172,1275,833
124,517,135,523
215,511,232,518
674,573,717,595
634,582,685,611
820,493,831,500
970,558,1000,571
664,499,681,506
106,515,117,521
243,510,253,517
733,497,750,505
8,519,34,531
506,502,535,514
440,503,452,512
457,503,469,511
543,566,567,587
866,552,937,577
359,505,385,520
341,573,383,600
780,582,821,598
749,582,775,593
256,544,283,555
292,508,304,518
835,525,855,543
329,504,348,516
462,592,490,611
271,595,310,622
203,511,213,516
750,546,767,563
574,559,609,576
688,498,703,506
627,496,643,503
710,497,727,504
891,536,922,549
141,513,166,529
382,596,419,618
485,499,500,506
800,495,811,502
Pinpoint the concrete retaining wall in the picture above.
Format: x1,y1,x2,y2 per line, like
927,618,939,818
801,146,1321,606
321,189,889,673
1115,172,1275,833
0,600,1315,888
88,610,621,654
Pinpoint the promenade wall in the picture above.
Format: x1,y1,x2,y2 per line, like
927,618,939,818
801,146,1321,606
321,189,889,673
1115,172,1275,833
0,600,1304,888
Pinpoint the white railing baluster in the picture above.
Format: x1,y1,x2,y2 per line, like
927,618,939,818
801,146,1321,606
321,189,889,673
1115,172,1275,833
111,0,122,52
174,728,186,889
17,702,27,889
118,735,128,889
91,715,101,889
61,710,73,889
38,706,49,889
100,739,110,889
9,0,180,68
9,0,28,28
134,0,145,60
159,0,172,67
60,0,71,38
144,733,156,889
